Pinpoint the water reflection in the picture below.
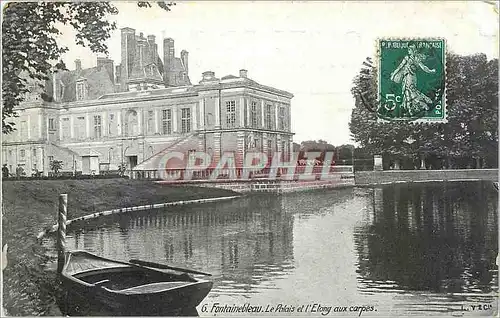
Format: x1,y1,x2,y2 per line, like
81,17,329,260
48,183,497,316
355,182,498,296
68,195,297,295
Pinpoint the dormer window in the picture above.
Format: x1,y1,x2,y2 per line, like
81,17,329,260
59,81,65,101
76,79,87,101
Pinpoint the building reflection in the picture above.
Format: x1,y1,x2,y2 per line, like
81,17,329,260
69,195,295,292
354,181,498,294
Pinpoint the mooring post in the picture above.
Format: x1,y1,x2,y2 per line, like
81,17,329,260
57,193,68,274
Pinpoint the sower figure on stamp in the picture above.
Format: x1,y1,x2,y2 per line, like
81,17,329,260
390,44,435,115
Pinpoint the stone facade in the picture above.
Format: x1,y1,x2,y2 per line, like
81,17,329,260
2,28,293,177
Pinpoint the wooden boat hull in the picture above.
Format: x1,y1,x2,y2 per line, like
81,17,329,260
60,276,212,316
58,251,213,316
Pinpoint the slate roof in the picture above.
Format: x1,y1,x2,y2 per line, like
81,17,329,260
47,65,116,102
167,57,191,86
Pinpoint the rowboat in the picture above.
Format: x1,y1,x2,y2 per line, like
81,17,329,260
58,250,213,316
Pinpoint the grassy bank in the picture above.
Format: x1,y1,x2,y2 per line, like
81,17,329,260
1,179,238,316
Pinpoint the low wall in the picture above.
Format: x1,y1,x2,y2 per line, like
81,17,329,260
355,169,498,185
174,178,355,193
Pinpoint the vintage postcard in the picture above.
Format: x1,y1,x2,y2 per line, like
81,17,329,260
1,1,498,317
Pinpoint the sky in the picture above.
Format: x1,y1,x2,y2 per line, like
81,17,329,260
56,1,499,146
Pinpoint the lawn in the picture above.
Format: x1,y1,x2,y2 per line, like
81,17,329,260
1,179,238,315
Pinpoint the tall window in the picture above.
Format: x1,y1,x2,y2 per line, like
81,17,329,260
20,149,26,160
108,113,115,136
48,156,54,164
282,141,288,160
250,101,258,128
48,118,56,131
108,148,114,163
147,110,154,134
226,101,236,127
181,108,191,133
265,104,273,130
32,148,37,158
278,106,286,130
20,121,27,139
125,110,138,136
93,115,102,138
75,116,86,139
76,81,85,101
162,109,172,135
61,118,70,139
267,139,273,156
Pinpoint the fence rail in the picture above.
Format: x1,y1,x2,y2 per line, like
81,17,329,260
130,165,354,181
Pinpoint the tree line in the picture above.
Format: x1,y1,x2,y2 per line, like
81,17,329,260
349,53,498,170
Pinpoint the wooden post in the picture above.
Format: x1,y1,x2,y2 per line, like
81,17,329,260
57,194,68,273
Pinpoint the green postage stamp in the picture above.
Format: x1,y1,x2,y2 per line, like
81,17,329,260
377,38,446,122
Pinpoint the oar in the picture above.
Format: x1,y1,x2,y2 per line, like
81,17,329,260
129,259,212,276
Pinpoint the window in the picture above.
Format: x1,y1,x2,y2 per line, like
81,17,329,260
250,101,258,128
147,110,154,134
76,81,85,101
20,149,25,159
125,110,137,136
226,101,236,127
162,109,172,134
61,118,70,139
93,115,102,138
244,101,248,127
75,116,86,139
108,114,115,136
279,106,286,130
267,139,273,156
108,148,114,162
32,149,37,157
48,118,55,131
48,156,54,164
181,108,191,133
265,104,274,130
59,81,65,101
20,121,28,139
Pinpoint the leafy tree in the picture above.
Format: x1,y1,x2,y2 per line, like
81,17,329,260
118,162,128,177
2,1,174,134
49,160,63,176
350,53,498,169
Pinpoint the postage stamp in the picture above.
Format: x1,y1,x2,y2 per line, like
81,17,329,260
377,38,446,122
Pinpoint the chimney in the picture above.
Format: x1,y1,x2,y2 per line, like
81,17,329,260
147,35,155,45
202,71,215,80
115,65,121,84
163,38,175,85
181,50,189,74
147,35,157,66
120,27,136,82
97,57,114,83
75,59,82,71
239,69,248,78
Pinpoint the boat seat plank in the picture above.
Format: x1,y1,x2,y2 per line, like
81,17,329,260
94,279,110,286
116,281,195,294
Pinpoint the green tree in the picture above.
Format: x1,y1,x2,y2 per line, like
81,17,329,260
2,1,174,134
350,53,498,169
118,162,128,177
49,160,63,176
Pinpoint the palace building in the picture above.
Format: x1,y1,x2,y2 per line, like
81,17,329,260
2,27,294,176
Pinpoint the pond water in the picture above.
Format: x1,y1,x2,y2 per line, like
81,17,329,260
45,181,498,316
